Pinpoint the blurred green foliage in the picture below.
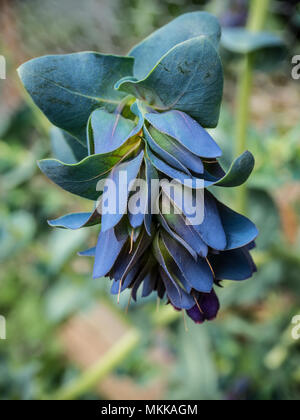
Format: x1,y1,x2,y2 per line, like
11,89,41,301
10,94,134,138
0,0,299,400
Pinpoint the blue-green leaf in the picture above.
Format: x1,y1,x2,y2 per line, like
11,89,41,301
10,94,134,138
146,145,204,190
148,125,204,174
221,28,286,70
158,206,198,260
100,150,144,232
144,126,191,174
162,205,208,257
93,227,127,279
129,11,221,79
217,201,258,250
209,247,256,281
111,264,140,295
158,238,193,295
50,127,87,164
113,229,152,284
159,268,194,310
78,247,96,257
162,188,227,251
205,151,255,187
18,52,134,144
145,110,222,158
128,166,147,229
161,231,213,293
142,270,157,298
193,191,226,250
153,235,194,309
117,37,223,128
88,108,142,155
146,145,200,187
38,142,140,200
144,155,159,236
48,210,100,230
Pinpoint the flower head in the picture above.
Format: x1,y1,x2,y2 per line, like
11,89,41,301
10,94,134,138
18,11,258,324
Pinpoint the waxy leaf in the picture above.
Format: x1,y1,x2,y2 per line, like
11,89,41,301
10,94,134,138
160,181,205,234
193,191,226,250
100,150,144,232
111,264,140,295
162,187,226,251
48,210,100,230
158,202,198,260
217,201,259,250
38,142,140,201
117,37,223,128
78,247,96,257
142,269,158,298
144,155,159,236
18,52,134,144
153,235,194,309
131,256,156,301
209,247,256,281
159,268,194,310
113,229,152,284
148,126,204,174
162,205,208,257
51,127,87,164
128,166,148,229
144,126,190,175
145,110,222,157
93,228,127,279
158,238,193,294
161,231,213,293
221,29,286,70
204,151,255,187
129,11,221,79
147,145,203,189
222,29,284,54
89,108,143,155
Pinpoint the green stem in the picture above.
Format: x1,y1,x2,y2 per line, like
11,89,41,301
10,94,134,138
247,0,271,32
235,0,271,214
51,329,140,401
235,54,254,213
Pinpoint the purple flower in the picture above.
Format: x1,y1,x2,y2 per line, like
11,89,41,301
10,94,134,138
186,290,220,324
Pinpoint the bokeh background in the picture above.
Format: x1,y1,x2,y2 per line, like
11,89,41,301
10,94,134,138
0,0,300,400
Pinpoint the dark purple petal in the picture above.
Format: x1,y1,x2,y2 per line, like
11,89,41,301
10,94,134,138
186,289,220,323
199,289,220,320
186,305,206,324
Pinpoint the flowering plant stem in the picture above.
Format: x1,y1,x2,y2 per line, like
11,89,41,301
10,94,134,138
51,329,140,400
235,0,271,214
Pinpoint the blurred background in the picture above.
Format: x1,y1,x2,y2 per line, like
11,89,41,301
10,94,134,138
0,0,300,400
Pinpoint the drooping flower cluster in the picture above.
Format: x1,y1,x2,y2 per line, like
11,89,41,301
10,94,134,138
18,11,258,324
